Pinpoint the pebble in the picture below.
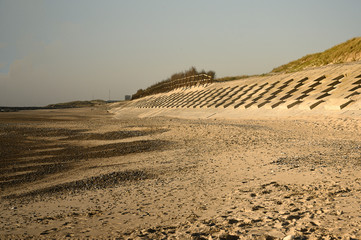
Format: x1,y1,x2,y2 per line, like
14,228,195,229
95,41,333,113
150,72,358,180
283,235,296,240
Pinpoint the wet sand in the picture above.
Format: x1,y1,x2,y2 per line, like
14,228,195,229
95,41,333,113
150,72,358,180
1,107,361,239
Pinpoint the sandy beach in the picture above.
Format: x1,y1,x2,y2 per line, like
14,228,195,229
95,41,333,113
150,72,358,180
2,1,361,239
0,106,360,239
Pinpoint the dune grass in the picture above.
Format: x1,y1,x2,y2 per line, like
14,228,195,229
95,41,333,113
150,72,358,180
131,37,361,98
272,37,361,73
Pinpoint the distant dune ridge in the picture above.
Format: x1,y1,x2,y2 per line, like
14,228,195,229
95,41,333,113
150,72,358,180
46,100,107,109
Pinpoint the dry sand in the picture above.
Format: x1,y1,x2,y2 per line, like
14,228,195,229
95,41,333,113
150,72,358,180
1,106,361,239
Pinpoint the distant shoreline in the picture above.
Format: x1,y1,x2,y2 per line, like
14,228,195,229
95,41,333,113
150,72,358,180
0,106,50,112
0,105,89,112
0,100,121,112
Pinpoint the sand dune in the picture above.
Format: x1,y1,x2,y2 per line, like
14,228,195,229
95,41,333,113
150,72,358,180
112,62,361,120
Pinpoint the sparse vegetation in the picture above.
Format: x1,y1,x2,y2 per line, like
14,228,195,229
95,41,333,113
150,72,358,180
272,37,361,73
132,67,215,99
46,100,107,109
215,75,251,82
132,37,361,99
215,73,271,82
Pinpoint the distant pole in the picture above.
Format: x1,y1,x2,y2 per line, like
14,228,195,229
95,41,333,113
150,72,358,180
108,89,110,101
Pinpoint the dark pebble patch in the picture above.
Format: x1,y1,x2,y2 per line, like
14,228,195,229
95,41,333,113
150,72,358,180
0,124,170,193
4,169,155,199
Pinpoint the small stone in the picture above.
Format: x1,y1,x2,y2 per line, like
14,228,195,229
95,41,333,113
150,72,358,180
243,218,252,224
283,235,295,240
191,232,204,238
286,215,301,221
252,205,264,211
218,233,239,240
228,219,238,224
336,210,343,216
40,230,49,235
310,220,320,226
147,228,156,233
261,235,277,240
316,209,323,214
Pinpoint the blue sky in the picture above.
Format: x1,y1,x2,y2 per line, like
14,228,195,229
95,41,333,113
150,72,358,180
1,0,361,106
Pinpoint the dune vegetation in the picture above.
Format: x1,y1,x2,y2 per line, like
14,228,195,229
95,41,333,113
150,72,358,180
132,67,216,99
132,37,361,98
272,37,361,73
46,100,107,109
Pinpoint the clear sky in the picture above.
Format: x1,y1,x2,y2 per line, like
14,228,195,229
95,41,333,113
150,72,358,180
1,0,361,106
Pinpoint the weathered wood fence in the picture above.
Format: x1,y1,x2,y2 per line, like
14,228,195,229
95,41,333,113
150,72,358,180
133,74,213,99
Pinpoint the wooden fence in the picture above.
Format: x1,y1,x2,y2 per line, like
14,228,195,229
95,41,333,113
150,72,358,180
133,74,213,99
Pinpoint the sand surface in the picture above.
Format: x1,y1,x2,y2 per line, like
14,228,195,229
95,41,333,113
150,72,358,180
1,107,361,239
